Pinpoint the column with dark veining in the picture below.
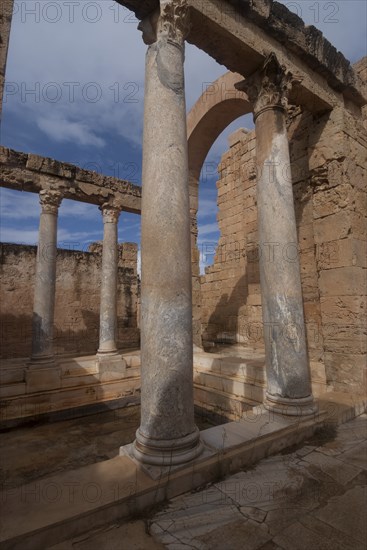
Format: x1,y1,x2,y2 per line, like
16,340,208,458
237,54,316,416
96,203,126,380
132,0,203,465
30,189,62,363
27,189,62,391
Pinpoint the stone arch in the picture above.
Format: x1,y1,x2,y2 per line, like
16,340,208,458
187,71,252,347
187,71,252,188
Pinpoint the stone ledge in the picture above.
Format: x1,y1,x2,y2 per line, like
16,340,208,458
0,404,330,550
0,146,142,213
1,394,365,549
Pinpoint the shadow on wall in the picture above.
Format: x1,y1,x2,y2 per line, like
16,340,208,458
0,310,140,360
203,274,254,347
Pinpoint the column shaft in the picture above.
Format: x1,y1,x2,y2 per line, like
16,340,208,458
133,0,202,465
0,0,14,118
237,54,316,416
31,190,62,363
98,205,120,355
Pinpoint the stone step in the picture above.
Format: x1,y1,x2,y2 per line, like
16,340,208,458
0,376,141,423
194,352,266,383
0,382,26,398
194,384,260,420
0,406,332,550
194,370,265,402
0,364,25,385
122,354,141,368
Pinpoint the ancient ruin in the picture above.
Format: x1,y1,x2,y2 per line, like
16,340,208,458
0,0,366,547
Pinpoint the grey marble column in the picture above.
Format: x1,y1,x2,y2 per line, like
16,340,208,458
0,0,14,118
237,54,316,416
133,0,203,465
97,204,120,356
30,189,62,366
96,203,126,380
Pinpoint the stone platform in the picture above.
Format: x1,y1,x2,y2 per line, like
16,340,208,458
0,346,328,427
0,393,365,549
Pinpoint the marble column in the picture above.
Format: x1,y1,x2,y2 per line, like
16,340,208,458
30,189,62,364
0,0,14,118
96,203,126,379
132,0,203,465
98,204,120,355
27,189,62,391
236,54,316,416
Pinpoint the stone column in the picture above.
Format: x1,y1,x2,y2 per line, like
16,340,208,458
236,54,316,416
96,203,126,379
0,0,14,118
132,0,202,465
31,189,62,362
27,189,62,391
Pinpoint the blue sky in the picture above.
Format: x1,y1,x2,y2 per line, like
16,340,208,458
0,0,366,273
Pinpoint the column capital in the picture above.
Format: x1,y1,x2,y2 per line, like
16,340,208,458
100,203,121,224
236,53,300,120
139,0,190,46
39,189,62,214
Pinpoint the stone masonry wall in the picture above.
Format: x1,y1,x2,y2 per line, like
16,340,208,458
201,60,366,393
0,242,139,359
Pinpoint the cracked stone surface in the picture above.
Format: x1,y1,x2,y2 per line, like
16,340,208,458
146,414,366,550
45,414,366,549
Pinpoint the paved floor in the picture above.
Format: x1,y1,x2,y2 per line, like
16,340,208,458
48,413,367,549
0,405,220,489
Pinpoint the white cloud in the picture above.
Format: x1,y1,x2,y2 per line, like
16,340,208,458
59,200,100,220
0,188,40,219
37,116,105,148
0,227,39,244
198,222,220,237
198,196,218,220
2,0,365,257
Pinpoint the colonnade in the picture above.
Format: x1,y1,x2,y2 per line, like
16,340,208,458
26,0,316,465
132,0,316,466
27,194,124,388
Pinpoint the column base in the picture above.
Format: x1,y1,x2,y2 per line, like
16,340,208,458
29,354,55,367
264,393,318,416
96,352,127,381
132,427,204,466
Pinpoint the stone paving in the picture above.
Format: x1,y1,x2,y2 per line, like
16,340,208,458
49,413,367,549
0,405,219,489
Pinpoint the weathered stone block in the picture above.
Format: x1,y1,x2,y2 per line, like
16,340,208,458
317,238,367,270
324,352,366,389
318,267,366,296
320,295,366,324
313,211,351,244
313,183,352,219
26,366,62,393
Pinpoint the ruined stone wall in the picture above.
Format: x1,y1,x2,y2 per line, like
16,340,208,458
200,128,260,348
308,106,366,393
0,242,139,359
200,66,367,392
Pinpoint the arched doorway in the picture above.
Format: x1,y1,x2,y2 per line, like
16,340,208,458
187,71,252,347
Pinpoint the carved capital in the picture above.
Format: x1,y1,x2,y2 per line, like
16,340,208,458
100,203,120,224
39,190,62,214
160,0,190,43
236,53,300,120
139,0,190,46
